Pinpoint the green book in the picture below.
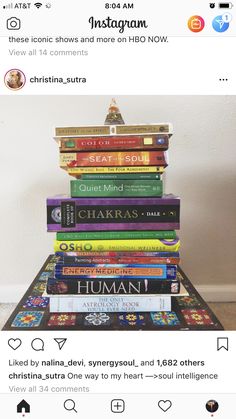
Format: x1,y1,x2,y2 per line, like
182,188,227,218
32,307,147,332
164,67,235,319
80,173,161,180
70,179,163,197
56,230,177,241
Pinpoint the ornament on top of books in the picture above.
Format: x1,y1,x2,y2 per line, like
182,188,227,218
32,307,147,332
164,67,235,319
104,98,125,125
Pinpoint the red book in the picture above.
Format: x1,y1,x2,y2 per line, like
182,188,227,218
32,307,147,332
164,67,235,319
59,135,169,151
60,151,168,168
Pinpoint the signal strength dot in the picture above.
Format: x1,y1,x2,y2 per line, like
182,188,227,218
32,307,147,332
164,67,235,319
3,3,13,8
34,2,43,8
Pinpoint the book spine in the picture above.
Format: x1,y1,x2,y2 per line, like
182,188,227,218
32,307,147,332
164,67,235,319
56,255,180,265
67,166,165,175
50,223,180,232
60,151,168,168
47,195,179,205
80,173,162,180
56,230,177,240
59,135,169,151
55,123,171,137
47,197,180,232
47,277,180,295
54,239,180,253
49,295,172,313
70,179,163,198
56,251,180,257
54,264,177,279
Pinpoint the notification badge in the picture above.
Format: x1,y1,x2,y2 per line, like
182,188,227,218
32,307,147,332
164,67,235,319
188,15,205,32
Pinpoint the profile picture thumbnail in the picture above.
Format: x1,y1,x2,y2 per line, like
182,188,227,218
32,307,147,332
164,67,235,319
206,400,219,413
4,69,26,90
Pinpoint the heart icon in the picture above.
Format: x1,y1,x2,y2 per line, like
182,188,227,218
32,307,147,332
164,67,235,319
8,338,22,351
158,400,172,412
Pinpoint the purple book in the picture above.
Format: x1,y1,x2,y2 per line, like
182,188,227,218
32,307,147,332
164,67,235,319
47,194,180,232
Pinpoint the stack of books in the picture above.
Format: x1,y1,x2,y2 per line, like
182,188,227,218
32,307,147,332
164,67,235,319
46,100,184,323
3,100,224,331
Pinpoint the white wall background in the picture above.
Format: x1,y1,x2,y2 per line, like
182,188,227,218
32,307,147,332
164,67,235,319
0,96,236,302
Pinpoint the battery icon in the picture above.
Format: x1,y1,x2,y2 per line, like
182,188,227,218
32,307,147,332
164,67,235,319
219,2,233,7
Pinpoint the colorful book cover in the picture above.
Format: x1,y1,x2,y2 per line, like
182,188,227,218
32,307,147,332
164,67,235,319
49,295,172,313
47,195,180,232
47,277,180,295
3,254,224,331
56,251,180,258
56,230,177,241
55,254,180,265
70,179,163,197
59,135,169,151
54,238,180,253
67,166,165,176
55,123,172,137
60,151,168,168
54,264,177,279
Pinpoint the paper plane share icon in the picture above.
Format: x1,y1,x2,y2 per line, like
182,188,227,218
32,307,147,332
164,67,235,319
54,338,67,350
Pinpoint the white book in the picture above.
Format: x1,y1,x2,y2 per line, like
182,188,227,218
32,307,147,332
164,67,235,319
54,123,173,139
49,295,171,313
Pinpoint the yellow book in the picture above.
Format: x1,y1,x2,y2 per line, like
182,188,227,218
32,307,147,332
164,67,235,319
54,238,180,253
66,166,165,176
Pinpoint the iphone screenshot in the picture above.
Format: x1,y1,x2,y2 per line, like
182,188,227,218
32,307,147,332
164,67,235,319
0,0,235,417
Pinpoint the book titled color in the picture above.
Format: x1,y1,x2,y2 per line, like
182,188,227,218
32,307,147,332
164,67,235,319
54,238,180,253
60,151,168,168
54,264,177,279
70,179,163,197
59,134,169,151
47,277,180,295
56,230,177,241
49,295,171,313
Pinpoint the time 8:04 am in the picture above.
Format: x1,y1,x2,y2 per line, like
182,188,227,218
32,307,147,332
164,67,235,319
105,3,134,9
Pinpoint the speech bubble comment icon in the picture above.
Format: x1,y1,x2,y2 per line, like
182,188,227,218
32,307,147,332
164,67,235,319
31,338,44,351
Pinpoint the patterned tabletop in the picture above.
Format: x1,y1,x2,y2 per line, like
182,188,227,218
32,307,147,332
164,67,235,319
2,255,223,331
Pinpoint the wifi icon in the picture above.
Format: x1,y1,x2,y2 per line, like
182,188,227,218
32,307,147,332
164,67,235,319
34,2,42,8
